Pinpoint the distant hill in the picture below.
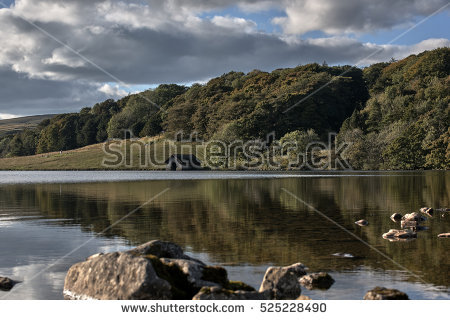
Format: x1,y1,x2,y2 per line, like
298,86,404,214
0,114,56,136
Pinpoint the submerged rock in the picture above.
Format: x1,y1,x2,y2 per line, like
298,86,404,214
419,207,434,217
382,229,417,241
259,263,307,300
363,287,409,300
0,276,16,291
193,286,268,300
437,233,450,238
331,252,363,259
299,272,335,290
400,220,420,229
390,213,403,221
355,219,368,226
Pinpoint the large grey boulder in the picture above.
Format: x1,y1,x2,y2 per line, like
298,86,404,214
193,286,269,300
0,276,16,291
299,272,335,290
64,252,172,300
259,263,307,300
64,240,233,300
364,287,409,300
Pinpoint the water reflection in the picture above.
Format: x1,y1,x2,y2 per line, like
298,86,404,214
0,171,449,299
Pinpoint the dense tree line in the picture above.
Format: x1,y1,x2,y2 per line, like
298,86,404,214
0,48,448,169
338,48,449,169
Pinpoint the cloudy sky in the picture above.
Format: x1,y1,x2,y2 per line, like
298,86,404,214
0,0,449,119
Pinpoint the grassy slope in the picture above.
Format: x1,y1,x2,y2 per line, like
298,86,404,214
0,143,108,170
0,114,56,136
0,137,207,170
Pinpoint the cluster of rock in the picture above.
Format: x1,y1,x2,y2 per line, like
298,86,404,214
382,207,449,241
63,240,337,300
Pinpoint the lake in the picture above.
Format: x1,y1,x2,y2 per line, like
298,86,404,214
0,171,449,299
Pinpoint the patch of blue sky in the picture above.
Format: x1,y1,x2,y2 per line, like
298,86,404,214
357,11,450,45
0,0,15,8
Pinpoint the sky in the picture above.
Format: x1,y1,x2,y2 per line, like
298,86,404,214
0,0,449,119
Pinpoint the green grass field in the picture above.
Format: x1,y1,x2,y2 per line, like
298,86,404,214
0,114,56,137
0,137,207,170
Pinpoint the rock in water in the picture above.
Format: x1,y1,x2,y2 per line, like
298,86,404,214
64,252,173,300
193,286,269,300
127,240,199,262
437,233,450,238
364,287,409,300
299,272,335,290
355,219,368,226
259,263,307,300
401,220,420,229
382,229,417,241
402,212,425,222
0,276,16,291
419,207,434,217
390,213,402,221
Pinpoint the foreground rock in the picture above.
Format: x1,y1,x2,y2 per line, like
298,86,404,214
0,276,16,291
259,263,307,299
382,229,417,241
64,240,237,300
299,272,335,290
65,240,315,300
64,252,173,299
437,233,450,238
364,287,409,300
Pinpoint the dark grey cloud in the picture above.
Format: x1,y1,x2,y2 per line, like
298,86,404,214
0,68,112,116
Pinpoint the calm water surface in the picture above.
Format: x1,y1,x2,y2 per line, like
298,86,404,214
0,171,449,299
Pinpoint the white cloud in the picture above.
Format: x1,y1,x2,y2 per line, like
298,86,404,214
359,38,450,65
0,113,20,120
98,83,128,97
211,15,257,33
273,0,449,35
